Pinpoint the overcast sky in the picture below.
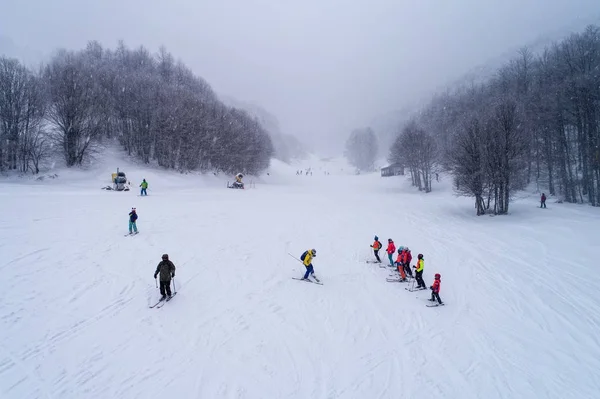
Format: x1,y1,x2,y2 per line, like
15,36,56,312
1,0,599,153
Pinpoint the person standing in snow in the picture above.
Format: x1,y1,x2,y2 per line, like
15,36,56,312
394,248,407,281
540,193,547,208
128,208,138,234
370,236,382,263
233,173,245,189
429,273,443,305
300,249,319,282
403,247,413,278
140,179,148,196
413,253,426,289
154,254,176,299
386,239,396,266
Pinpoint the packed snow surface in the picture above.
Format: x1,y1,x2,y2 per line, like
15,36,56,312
1,155,599,399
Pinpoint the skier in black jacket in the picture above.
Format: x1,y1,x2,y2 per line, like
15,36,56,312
154,254,176,299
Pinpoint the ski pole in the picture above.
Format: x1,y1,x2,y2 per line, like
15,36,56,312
155,278,158,288
287,253,302,263
172,277,177,294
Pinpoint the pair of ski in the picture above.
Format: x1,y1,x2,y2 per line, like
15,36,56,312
426,302,445,307
125,232,139,237
407,288,447,307
366,260,397,270
292,277,323,285
149,292,177,308
386,278,409,283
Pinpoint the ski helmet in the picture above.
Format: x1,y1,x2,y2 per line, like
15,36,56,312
435,273,441,279
418,253,423,259
405,247,410,252
374,236,378,241
397,249,402,254
398,246,404,251
162,254,169,260
388,238,392,242
311,249,316,256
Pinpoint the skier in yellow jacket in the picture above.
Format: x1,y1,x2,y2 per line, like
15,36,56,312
300,249,319,282
413,253,427,289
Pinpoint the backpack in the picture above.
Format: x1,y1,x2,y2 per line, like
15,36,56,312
300,251,307,261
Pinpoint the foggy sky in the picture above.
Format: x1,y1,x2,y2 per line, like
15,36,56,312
1,0,599,153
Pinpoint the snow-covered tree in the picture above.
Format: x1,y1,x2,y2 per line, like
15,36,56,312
345,127,378,171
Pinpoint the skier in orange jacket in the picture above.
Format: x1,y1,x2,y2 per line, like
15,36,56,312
394,248,407,281
370,236,382,263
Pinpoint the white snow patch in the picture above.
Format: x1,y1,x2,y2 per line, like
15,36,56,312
0,155,599,399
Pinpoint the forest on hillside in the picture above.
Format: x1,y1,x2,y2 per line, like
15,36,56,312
0,41,274,175
387,25,600,213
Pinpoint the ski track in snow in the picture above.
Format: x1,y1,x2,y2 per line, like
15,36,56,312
1,161,599,399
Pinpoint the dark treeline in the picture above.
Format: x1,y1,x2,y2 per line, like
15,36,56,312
0,41,273,175
390,25,600,214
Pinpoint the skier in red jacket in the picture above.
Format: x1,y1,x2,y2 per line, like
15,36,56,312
386,239,396,266
402,248,413,278
541,193,547,208
429,273,443,305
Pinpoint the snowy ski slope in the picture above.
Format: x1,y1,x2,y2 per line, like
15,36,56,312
0,154,599,399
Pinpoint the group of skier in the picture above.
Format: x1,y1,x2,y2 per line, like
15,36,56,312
371,236,443,305
294,238,443,305
130,174,443,306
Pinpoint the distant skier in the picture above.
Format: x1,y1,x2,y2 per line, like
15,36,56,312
154,254,176,299
232,173,245,189
128,207,138,234
540,193,547,208
140,179,148,196
403,247,413,278
394,248,407,281
413,253,426,289
300,249,319,282
429,273,443,305
370,236,382,263
386,239,396,266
